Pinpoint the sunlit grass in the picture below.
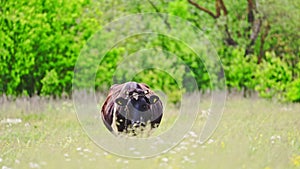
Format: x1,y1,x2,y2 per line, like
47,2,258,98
0,95,299,169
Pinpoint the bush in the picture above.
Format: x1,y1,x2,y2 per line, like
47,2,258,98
1,0,299,103
0,0,100,96
41,69,60,97
286,61,300,102
286,79,300,102
222,48,258,94
255,52,292,100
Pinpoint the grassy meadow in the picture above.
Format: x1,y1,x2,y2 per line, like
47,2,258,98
0,94,300,169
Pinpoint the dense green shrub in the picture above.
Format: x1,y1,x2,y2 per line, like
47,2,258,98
1,0,299,103
286,62,300,102
0,0,100,96
41,69,60,96
255,52,292,100
286,79,300,102
221,48,258,94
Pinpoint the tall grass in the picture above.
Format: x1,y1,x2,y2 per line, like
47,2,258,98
0,94,299,169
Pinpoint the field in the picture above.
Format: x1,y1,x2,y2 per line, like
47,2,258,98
1,94,300,169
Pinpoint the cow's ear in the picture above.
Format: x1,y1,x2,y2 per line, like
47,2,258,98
115,97,128,106
140,83,150,89
149,95,159,104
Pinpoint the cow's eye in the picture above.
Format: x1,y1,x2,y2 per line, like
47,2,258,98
144,90,149,94
115,97,128,106
149,95,159,104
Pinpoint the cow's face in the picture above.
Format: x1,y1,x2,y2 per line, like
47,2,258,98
115,88,159,127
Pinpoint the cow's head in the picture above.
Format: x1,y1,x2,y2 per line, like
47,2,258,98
101,82,163,134
115,87,160,128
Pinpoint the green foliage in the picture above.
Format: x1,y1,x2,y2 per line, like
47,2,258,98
286,79,300,102
41,69,60,96
95,47,125,91
168,0,190,19
222,48,258,91
286,62,300,102
94,34,191,103
0,0,100,96
151,35,211,91
260,0,300,57
255,52,292,100
132,69,184,103
1,0,299,102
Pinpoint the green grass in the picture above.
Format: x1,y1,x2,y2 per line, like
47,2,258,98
0,95,300,169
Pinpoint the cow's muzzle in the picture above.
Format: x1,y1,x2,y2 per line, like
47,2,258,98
132,121,146,128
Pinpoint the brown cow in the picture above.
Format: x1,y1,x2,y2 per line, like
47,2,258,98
101,82,163,134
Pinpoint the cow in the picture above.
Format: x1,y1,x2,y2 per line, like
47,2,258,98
101,82,163,135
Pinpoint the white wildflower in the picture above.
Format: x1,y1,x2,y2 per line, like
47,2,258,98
180,141,189,146
133,151,140,155
207,139,215,144
83,148,91,153
189,152,195,156
29,162,40,168
161,157,168,163
89,158,96,161
1,118,22,124
189,131,198,138
180,146,188,150
129,147,135,151
192,144,198,148
182,156,196,163
270,135,281,144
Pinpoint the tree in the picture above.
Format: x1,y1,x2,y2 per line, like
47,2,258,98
187,0,270,62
